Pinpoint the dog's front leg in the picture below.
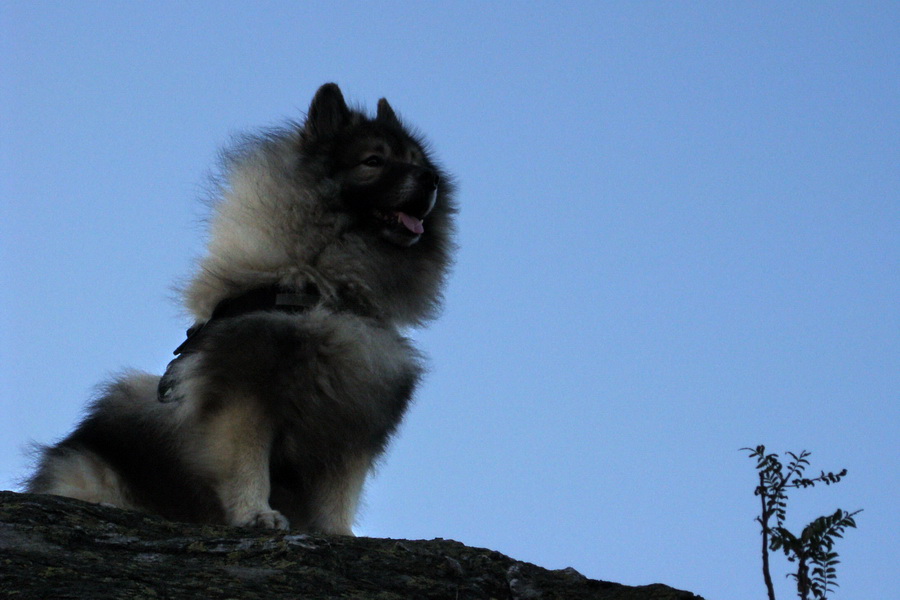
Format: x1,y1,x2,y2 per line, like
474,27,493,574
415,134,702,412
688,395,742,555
307,454,373,536
192,396,289,530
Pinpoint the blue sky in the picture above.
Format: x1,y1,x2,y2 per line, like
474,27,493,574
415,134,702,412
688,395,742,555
1,3,896,599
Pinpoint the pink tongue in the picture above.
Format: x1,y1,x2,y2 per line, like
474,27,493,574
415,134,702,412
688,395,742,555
397,212,424,235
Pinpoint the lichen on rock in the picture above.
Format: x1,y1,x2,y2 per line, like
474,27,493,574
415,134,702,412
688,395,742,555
0,491,703,599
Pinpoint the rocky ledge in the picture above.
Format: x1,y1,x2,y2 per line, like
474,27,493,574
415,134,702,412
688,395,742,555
0,491,702,599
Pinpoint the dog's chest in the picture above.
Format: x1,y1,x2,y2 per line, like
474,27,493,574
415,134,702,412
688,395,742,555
253,311,421,432
196,309,421,446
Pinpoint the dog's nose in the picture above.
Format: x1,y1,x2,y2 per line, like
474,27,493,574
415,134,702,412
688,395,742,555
419,168,439,190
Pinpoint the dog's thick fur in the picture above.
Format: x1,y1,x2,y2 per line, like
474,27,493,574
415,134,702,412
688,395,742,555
26,84,456,534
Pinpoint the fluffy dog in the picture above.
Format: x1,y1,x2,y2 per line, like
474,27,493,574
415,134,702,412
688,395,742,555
26,83,456,534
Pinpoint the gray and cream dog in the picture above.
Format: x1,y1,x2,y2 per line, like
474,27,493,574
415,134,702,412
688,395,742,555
27,84,457,534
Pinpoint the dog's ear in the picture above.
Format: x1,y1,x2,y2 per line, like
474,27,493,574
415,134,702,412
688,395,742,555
306,83,350,137
376,98,401,127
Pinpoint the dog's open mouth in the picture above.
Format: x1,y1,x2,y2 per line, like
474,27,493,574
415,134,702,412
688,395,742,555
370,186,436,246
373,209,425,236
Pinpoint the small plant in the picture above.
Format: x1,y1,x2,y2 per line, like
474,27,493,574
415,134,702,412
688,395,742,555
744,445,861,600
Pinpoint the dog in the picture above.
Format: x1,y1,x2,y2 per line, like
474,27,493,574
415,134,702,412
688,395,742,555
26,83,456,534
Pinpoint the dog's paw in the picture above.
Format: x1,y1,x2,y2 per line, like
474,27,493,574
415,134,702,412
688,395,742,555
246,509,290,530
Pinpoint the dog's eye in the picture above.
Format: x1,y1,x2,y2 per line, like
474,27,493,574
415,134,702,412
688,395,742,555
361,155,385,167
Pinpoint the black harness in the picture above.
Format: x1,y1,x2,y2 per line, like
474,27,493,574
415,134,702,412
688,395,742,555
157,284,321,402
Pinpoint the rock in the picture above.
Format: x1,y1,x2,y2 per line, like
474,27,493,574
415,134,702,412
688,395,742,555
0,491,703,599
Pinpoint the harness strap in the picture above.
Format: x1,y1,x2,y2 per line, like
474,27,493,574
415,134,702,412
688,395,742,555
172,284,321,356
158,283,320,401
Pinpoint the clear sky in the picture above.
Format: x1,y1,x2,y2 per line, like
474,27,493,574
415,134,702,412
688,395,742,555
1,3,896,599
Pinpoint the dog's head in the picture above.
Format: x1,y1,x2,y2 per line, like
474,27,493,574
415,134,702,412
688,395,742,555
301,83,446,248
187,84,456,324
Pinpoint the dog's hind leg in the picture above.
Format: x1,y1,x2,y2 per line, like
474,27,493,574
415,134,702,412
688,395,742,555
189,395,289,530
26,446,135,509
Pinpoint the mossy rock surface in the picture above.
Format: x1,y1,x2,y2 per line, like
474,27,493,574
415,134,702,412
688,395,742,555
0,491,703,599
